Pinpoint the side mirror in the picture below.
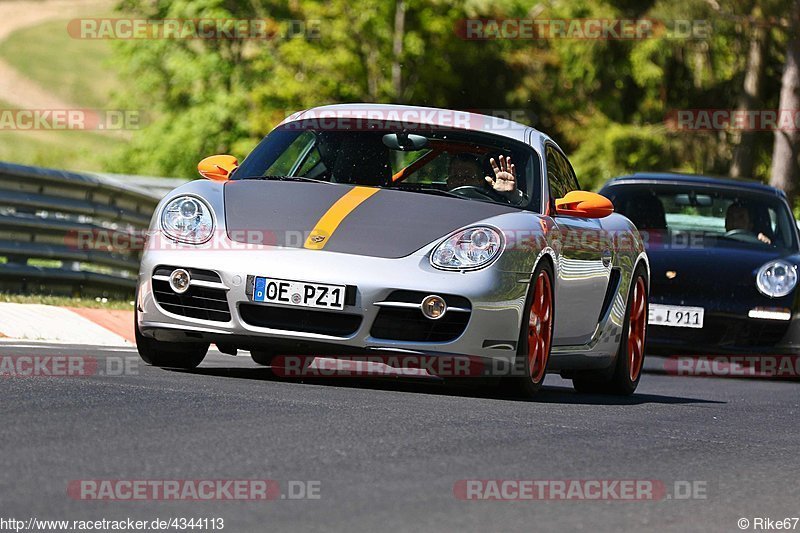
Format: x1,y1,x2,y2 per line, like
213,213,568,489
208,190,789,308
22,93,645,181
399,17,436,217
198,154,238,181
555,191,614,219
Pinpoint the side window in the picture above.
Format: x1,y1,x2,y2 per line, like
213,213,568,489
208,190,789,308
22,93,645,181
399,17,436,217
296,147,322,176
560,153,581,192
545,144,568,200
264,131,317,177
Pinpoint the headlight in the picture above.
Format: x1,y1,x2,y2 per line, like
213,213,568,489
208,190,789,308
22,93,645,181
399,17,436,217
756,260,797,298
160,195,214,244
430,226,503,270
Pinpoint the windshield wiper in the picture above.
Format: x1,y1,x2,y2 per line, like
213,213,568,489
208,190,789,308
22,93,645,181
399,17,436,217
398,187,465,199
238,175,333,185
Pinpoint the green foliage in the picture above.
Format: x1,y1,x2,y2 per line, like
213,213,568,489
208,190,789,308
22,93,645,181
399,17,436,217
106,0,264,177
571,119,673,190
105,0,796,186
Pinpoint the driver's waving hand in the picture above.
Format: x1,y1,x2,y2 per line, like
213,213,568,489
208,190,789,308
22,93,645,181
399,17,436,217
447,153,524,204
485,155,515,191
485,155,524,203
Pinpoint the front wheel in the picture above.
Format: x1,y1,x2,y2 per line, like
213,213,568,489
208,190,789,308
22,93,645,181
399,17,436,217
508,261,555,398
135,311,208,369
573,265,648,395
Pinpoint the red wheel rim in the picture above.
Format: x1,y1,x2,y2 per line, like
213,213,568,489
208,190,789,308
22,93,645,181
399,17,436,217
627,277,647,382
528,271,553,383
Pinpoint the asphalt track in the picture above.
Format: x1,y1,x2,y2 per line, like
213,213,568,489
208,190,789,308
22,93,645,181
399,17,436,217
1,342,797,533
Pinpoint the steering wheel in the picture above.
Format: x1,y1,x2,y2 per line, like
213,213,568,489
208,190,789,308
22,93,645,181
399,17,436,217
449,185,503,201
723,228,762,244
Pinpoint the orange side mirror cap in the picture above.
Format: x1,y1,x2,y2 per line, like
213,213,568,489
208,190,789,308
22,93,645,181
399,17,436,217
555,191,614,219
198,154,238,181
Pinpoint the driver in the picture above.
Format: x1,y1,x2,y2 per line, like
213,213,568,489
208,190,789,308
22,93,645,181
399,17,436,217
447,153,523,202
725,204,772,244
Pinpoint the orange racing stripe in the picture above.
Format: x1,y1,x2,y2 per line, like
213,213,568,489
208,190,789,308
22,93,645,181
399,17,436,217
303,186,381,250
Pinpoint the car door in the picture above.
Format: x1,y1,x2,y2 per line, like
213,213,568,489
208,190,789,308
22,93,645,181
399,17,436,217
545,143,612,346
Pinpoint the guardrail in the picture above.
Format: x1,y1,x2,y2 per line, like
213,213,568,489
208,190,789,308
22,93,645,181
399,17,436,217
0,162,184,298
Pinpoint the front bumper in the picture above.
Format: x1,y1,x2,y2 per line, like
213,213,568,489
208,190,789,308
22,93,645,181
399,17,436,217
136,244,530,363
647,304,800,356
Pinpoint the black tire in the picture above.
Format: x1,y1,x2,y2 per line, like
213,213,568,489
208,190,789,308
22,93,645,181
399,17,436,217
572,264,648,395
250,350,276,366
134,310,208,369
507,260,555,398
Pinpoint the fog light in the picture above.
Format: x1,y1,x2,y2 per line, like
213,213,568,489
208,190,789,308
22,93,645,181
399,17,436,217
421,295,447,320
748,307,792,321
169,268,191,293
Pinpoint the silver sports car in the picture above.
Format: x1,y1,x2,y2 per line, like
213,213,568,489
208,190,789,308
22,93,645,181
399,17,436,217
135,104,649,396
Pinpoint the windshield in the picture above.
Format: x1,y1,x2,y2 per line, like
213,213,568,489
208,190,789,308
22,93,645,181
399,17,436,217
233,123,541,211
606,184,799,252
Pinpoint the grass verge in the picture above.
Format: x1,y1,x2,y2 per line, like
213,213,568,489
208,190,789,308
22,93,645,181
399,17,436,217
0,17,122,109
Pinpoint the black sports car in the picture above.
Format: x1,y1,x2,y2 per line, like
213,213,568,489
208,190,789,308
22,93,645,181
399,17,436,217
600,173,800,355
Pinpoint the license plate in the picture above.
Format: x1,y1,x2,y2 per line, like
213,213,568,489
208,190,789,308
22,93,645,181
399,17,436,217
252,277,346,310
648,304,704,328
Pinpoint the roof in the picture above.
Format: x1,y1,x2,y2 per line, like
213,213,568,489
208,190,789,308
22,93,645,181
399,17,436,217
603,172,785,197
278,103,543,145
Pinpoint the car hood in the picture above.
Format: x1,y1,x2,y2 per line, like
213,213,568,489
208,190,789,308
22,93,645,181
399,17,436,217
647,243,800,302
223,180,519,258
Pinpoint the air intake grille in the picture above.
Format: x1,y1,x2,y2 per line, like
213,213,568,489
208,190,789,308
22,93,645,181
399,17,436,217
152,266,231,322
370,290,471,342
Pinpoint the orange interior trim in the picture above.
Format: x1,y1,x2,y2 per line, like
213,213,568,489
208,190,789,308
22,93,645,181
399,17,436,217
390,141,493,183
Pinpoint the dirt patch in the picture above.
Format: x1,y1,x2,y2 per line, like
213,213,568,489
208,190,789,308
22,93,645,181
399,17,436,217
0,0,112,41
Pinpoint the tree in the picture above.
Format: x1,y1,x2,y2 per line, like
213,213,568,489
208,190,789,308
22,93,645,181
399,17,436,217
730,6,769,179
769,0,800,204
106,0,268,177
